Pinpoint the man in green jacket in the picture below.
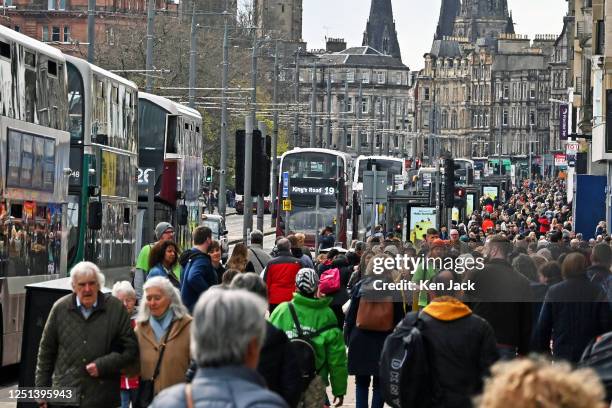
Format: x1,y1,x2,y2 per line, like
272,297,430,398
269,268,347,407
36,262,139,408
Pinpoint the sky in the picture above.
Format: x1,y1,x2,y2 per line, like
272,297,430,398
301,0,568,70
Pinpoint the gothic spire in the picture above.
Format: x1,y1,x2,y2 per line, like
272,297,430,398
435,0,460,40
362,0,402,61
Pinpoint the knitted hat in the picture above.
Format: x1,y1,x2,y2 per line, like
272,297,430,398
155,222,174,240
295,268,319,295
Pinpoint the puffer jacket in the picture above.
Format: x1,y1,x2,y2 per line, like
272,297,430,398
263,251,302,306
35,292,138,408
269,293,348,397
151,366,288,408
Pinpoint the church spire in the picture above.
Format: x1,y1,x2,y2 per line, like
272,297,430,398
453,0,513,41
435,0,460,40
362,0,402,61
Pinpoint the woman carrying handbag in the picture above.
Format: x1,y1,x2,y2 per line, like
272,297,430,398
135,277,192,407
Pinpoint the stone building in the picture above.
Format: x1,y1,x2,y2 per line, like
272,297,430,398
0,0,177,54
452,0,515,42
181,0,237,25
253,0,302,42
292,44,411,157
414,0,555,161
549,17,573,153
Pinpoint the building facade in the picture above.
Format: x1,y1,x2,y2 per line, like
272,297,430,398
0,0,176,54
253,0,302,42
291,45,411,157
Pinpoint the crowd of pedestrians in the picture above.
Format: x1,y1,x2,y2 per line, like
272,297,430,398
33,178,612,408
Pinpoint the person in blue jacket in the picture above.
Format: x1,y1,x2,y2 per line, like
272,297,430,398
148,240,181,288
180,226,216,312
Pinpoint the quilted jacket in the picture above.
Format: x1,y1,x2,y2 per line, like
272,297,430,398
35,292,139,407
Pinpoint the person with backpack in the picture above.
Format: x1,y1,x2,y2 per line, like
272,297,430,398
344,254,405,408
134,222,179,300
180,226,216,313
380,270,498,408
269,268,348,408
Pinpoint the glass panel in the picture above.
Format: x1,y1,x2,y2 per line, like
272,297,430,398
43,139,56,191
20,133,32,187
7,131,21,186
31,137,44,189
67,63,84,142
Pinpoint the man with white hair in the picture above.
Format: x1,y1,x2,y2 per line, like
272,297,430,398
151,288,288,408
35,262,138,408
449,229,469,254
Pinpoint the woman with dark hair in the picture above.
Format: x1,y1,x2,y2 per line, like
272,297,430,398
533,252,611,362
207,240,225,283
147,240,181,288
226,243,255,273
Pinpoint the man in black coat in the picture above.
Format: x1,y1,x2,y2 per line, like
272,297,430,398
464,235,533,359
587,243,612,289
533,252,611,363
400,271,498,408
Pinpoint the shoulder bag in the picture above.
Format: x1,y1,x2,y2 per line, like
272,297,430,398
135,320,175,408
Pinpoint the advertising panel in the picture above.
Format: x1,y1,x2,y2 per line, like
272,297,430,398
409,207,437,245
483,186,498,201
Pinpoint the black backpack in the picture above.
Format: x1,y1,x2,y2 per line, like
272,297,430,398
179,249,206,269
379,311,441,408
287,302,337,392
580,331,612,402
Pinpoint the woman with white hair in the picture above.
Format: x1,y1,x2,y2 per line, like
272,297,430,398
134,277,192,404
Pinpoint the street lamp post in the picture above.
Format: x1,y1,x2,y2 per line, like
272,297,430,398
145,0,155,92
293,48,301,148
218,10,230,218
271,40,280,227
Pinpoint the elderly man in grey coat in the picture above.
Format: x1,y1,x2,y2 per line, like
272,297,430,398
35,262,138,408
151,287,288,408
247,229,272,275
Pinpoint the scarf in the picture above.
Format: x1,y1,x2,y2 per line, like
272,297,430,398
149,308,174,342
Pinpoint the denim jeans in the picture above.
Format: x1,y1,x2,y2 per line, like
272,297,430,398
355,375,383,408
120,388,139,408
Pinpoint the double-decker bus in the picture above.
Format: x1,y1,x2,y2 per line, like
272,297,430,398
0,26,70,367
352,155,406,240
137,93,203,251
65,55,138,285
277,148,352,248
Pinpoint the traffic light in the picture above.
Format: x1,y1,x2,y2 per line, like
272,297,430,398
454,187,467,208
204,166,214,184
443,158,460,208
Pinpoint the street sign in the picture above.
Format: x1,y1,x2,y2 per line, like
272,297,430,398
282,171,289,198
566,142,579,167
554,153,568,167
282,199,292,211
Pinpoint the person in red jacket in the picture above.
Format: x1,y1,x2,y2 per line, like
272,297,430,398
262,238,303,313
482,215,495,234
112,281,140,408
538,213,550,237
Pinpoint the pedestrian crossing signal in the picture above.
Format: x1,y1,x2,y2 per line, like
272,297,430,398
205,166,214,184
